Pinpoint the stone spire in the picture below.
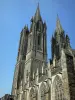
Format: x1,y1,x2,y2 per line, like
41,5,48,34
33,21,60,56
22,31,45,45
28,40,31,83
56,14,63,33
34,3,42,22
24,25,28,30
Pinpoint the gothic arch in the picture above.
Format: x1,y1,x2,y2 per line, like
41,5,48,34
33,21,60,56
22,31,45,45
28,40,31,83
40,82,46,100
36,21,43,32
36,31,42,50
29,87,37,100
39,82,51,100
52,75,64,100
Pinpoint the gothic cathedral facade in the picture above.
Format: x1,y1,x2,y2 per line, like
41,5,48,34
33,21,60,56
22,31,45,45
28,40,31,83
11,5,75,100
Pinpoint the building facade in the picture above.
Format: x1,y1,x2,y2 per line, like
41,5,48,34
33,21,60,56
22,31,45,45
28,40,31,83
11,5,75,100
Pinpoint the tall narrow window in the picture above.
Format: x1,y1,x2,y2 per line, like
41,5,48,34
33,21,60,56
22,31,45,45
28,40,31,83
38,34,41,50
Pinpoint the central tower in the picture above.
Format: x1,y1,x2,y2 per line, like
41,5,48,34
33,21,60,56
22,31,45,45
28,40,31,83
24,4,47,85
11,4,47,98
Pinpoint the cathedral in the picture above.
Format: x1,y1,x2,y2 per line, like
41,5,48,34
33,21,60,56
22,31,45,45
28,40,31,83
11,4,75,100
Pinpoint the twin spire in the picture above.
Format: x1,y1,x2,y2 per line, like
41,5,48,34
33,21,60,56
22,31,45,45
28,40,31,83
31,4,63,33
34,4,63,32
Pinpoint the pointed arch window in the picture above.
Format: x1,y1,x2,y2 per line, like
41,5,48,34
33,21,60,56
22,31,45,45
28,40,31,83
41,88,45,100
37,21,42,31
37,34,41,50
30,88,37,100
38,34,41,45
40,82,51,100
40,83,46,100
52,75,64,100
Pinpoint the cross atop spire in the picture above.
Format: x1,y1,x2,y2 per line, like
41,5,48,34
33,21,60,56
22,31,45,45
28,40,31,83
56,14,63,33
34,3,42,22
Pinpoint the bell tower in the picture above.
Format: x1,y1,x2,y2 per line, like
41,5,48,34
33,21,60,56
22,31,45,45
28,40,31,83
11,25,29,98
24,4,47,84
11,4,47,98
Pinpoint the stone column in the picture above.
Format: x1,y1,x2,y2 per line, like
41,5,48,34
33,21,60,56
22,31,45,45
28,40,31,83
61,49,70,100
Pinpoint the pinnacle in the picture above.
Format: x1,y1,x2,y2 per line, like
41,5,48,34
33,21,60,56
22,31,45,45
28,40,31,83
56,14,63,33
24,25,28,30
34,3,42,22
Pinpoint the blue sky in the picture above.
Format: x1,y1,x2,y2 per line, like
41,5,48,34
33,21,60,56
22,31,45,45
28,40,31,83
0,0,75,97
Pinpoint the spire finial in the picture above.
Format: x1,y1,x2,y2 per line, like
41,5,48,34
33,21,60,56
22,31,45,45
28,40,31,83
37,2,39,8
34,3,42,22
56,14,61,28
56,14,63,33
36,2,40,16
57,14,59,20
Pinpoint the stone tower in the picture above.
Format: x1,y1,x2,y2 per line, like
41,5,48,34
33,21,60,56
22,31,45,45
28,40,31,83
11,4,47,100
50,15,75,100
11,5,75,100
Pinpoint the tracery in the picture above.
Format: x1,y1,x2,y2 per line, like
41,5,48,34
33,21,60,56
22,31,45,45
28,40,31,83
30,87,37,100
53,75,64,100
